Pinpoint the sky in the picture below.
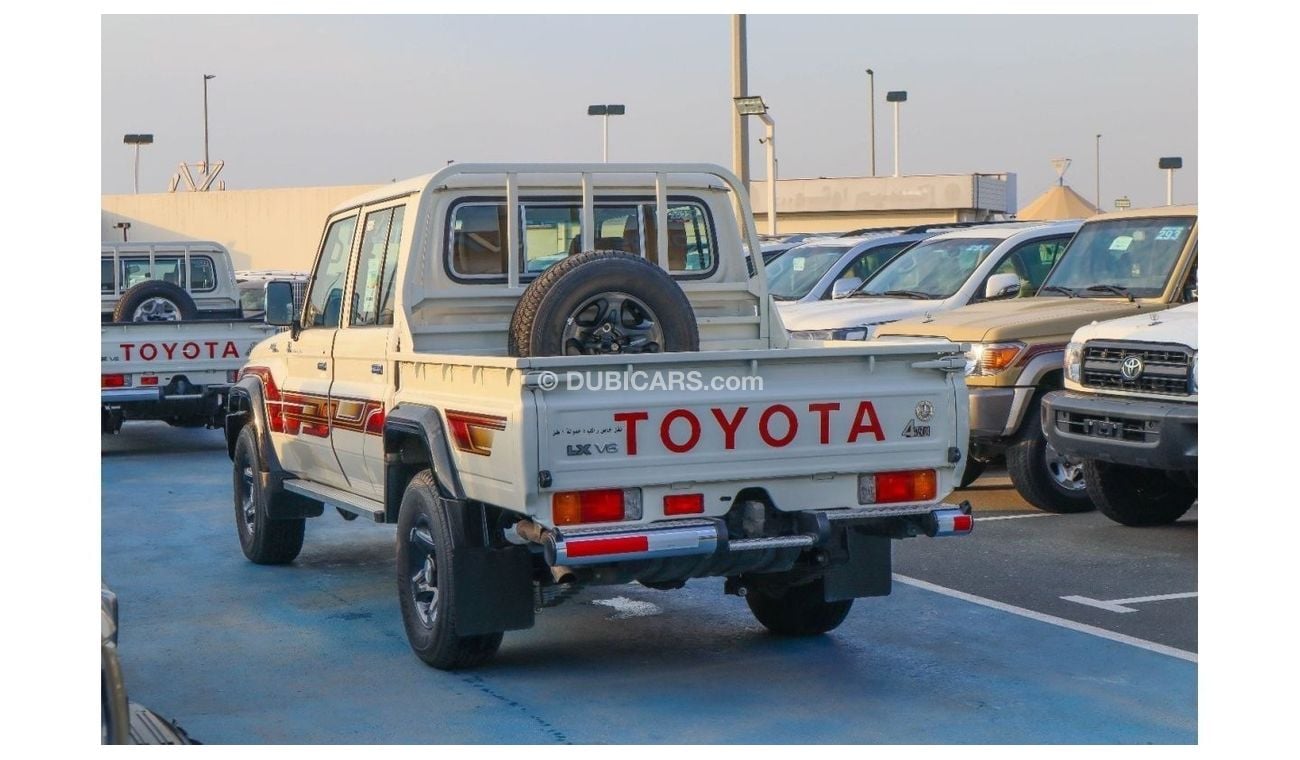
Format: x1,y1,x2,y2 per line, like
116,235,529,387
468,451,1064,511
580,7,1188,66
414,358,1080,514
101,13,1196,215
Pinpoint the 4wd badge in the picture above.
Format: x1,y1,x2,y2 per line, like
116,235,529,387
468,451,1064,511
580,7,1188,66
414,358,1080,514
902,419,931,438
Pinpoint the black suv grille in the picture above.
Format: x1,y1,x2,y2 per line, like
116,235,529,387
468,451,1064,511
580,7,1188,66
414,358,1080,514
1082,341,1192,396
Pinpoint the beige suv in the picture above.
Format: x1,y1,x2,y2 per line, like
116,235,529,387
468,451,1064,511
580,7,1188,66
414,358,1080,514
876,206,1198,512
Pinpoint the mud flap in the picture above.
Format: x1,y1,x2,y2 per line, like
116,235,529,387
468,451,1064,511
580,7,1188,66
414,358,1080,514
823,529,892,602
451,544,536,636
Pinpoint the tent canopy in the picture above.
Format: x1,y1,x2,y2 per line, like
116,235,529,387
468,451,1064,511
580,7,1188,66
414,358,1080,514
1017,184,1098,220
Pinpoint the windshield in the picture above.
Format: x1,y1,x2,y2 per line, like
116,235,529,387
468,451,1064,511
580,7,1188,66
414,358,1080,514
764,244,852,299
1040,216,1194,297
858,238,1001,299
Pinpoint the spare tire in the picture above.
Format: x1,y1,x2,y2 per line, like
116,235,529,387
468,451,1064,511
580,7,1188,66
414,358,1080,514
114,281,198,323
509,250,699,357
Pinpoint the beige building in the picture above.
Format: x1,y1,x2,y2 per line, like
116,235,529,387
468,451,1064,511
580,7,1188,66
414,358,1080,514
102,172,1016,271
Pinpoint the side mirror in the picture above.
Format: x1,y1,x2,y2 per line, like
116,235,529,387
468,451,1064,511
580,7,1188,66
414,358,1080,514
832,277,864,299
265,280,297,327
984,273,1022,300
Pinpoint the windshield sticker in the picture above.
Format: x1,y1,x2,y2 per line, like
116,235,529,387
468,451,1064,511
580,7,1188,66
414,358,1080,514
1155,226,1185,241
792,258,806,272
1109,235,1133,251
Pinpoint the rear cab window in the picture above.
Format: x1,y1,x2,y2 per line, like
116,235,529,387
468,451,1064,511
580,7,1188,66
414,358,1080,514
446,197,717,282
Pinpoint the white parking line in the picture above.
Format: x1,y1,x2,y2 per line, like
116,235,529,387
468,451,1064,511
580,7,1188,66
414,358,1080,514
1061,591,1198,614
893,574,1198,663
975,513,1061,522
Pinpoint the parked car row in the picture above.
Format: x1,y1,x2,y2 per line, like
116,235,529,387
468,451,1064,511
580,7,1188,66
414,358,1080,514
770,206,1198,524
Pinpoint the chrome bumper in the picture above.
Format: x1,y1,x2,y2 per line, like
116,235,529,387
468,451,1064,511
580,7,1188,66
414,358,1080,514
544,503,972,567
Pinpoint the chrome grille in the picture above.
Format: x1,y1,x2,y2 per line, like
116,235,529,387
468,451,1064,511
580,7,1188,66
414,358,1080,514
1081,341,1192,396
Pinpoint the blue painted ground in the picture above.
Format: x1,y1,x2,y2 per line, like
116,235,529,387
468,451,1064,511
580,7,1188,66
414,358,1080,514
102,425,1196,744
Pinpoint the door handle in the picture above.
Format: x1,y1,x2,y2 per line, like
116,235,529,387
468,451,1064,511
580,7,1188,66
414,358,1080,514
317,361,328,371
371,364,383,375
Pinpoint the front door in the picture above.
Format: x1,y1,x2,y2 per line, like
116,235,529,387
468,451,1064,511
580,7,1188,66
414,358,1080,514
276,214,358,490
330,203,407,499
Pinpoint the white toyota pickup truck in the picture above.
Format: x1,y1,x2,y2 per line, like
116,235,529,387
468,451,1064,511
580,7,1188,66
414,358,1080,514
1042,302,1198,525
226,163,973,669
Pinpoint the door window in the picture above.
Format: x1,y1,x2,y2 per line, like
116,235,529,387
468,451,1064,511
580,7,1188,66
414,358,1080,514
351,206,406,326
303,216,358,329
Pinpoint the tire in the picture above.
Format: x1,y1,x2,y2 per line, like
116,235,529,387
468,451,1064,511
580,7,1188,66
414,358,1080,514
396,470,504,670
508,250,699,357
232,426,305,564
114,281,198,323
1084,460,1196,527
958,458,987,489
745,578,853,636
1005,394,1094,513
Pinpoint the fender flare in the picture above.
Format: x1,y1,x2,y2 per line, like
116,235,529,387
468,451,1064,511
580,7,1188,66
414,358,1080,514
383,404,466,520
225,375,284,477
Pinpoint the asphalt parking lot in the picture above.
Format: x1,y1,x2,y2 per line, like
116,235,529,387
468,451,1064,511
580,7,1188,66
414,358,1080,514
102,423,1196,744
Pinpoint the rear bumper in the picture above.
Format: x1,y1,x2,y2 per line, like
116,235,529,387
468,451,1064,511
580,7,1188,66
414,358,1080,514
102,383,230,406
1042,390,1197,472
545,503,972,567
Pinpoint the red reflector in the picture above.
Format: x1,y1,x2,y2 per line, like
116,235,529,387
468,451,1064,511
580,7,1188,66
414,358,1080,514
952,514,973,533
580,489,625,523
664,493,704,516
227,370,240,383
140,375,159,386
566,535,649,558
102,374,127,388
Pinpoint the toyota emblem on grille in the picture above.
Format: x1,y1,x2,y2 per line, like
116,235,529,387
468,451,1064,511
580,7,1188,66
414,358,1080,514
1120,355,1145,380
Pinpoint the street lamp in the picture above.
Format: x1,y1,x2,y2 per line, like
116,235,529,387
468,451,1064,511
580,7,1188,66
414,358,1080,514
122,133,154,194
866,69,876,176
113,222,131,242
1158,156,1183,205
1095,134,1102,211
586,104,625,162
734,95,777,235
203,74,215,174
886,90,907,177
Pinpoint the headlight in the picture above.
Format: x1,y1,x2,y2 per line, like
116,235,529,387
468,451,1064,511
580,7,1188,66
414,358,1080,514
1065,341,1084,383
965,342,1025,376
1190,353,1198,394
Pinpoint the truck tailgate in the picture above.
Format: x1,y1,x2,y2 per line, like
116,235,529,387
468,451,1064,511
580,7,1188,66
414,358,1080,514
101,321,276,380
529,342,967,503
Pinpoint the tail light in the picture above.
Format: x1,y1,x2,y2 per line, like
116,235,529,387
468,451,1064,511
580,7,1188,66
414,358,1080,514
102,374,128,388
552,488,643,526
664,493,704,516
858,469,937,505
139,375,159,386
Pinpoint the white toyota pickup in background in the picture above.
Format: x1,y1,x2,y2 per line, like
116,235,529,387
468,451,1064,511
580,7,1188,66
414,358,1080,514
1042,302,1198,525
227,163,974,670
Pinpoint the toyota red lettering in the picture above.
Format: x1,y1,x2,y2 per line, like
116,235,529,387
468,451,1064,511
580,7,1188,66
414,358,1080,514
614,400,889,455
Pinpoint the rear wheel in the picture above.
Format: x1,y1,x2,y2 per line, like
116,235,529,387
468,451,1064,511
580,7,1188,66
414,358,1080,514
232,426,305,564
396,470,504,670
745,578,853,636
1084,460,1196,526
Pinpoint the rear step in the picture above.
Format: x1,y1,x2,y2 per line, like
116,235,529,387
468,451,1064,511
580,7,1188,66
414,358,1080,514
283,480,385,522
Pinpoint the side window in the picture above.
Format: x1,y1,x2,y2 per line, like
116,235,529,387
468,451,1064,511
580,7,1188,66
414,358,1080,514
189,257,216,291
377,207,405,325
351,206,405,327
985,236,1070,298
848,243,909,280
652,203,714,272
101,258,115,294
303,216,358,329
120,257,150,291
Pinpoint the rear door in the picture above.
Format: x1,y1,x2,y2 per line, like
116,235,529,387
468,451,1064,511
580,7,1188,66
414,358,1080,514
276,213,358,488
330,202,407,499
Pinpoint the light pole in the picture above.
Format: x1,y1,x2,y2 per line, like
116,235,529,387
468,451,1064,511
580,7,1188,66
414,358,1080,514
203,74,215,174
586,104,625,162
886,90,907,177
113,222,131,242
734,96,777,235
867,69,876,176
1095,134,1102,211
731,15,750,188
122,133,153,194
1158,157,1182,205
